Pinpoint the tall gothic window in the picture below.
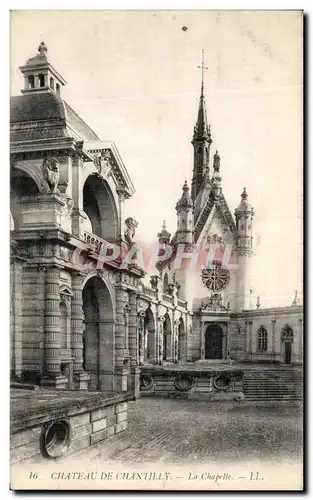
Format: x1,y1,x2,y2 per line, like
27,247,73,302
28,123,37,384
257,325,268,352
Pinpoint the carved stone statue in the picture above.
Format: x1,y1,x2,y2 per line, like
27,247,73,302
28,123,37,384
124,217,139,244
42,158,60,193
93,150,112,176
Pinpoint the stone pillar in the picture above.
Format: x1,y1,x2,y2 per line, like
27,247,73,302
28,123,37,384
71,272,90,389
114,285,129,391
173,320,178,363
224,322,229,359
128,292,140,398
10,259,23,379
124,304,131,358
271,319,277,361
116,188,127,240
244,321,249,356
157,316,165,365
200,321,205,360
138,311,145,365
71,156,86,238
298,318,303,365
248,321,253,354
42,267,66,388
128,292,138,366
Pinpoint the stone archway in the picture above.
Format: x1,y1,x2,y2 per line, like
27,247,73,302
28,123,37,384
205,324,223,360
163,313,172,361
281,324,294,365
144,308,155,362
82,276,114,390
83,174,118,240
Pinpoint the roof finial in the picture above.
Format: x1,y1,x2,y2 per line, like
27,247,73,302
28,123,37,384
157,220,171,244
38,41,48,55
241,187,248,200
198,49,208,98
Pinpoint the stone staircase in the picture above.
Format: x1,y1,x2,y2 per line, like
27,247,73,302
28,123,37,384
242,367,303,402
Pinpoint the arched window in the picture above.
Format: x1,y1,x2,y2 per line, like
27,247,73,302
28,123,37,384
28,75,35,89
56,83,60,94
281,324,294,342
163,273,169,294
257,325,268,352
38,74,45,87
50,77,55,90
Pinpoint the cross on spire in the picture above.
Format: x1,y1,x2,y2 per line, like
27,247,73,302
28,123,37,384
198,49,208,96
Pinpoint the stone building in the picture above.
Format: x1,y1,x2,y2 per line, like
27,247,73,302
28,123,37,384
10,44,303,398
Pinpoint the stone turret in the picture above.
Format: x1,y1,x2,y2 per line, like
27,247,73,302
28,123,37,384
175,181,194,245
234,187,255,311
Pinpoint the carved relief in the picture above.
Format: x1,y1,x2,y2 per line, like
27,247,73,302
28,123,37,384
92,149,112,176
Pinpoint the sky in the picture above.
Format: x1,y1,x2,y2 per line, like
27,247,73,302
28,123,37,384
10,10,303,307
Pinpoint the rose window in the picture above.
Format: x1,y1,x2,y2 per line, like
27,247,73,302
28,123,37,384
201,261,230,292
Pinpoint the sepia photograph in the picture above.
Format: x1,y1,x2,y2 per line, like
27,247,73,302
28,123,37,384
9,9,303,491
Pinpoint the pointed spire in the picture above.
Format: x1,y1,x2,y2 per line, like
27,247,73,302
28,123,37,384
176,181,193,210
241,187,248,200
235,186,253,214
157,220,171,244
192,50,212,144
291,290,299,306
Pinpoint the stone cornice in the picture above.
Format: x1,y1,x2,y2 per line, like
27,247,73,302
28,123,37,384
10,137,93,161
234,305,303,319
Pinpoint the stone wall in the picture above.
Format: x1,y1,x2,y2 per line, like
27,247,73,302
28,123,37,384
139,367,244,401
11,393,130,465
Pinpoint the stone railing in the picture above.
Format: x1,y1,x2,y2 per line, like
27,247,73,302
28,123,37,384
142,286,157,299
83,230,105,253
162,293,174,305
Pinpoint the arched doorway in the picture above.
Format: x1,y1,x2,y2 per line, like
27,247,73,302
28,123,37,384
163,313,172,361
144,308,155,362
281,325,294,365
205,324,223,360
82,276,114,390
83,175,118,240
178,318,185,361
11,169,40,229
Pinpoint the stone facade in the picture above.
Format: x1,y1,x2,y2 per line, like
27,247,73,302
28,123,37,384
10,43,303,404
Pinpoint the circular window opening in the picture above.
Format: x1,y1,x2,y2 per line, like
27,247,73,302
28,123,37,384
140,375,153,391
41,420,71,459
213,375,231,391
174,375,194,392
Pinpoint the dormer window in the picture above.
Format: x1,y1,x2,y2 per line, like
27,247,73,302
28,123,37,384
38,73,45,87
28,75,35,89
56,83,60,95
49,77,54,90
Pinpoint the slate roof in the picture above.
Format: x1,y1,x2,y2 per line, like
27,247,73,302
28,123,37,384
10,92,100,142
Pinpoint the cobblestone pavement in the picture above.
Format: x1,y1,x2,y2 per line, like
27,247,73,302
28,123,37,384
112,398,302,465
